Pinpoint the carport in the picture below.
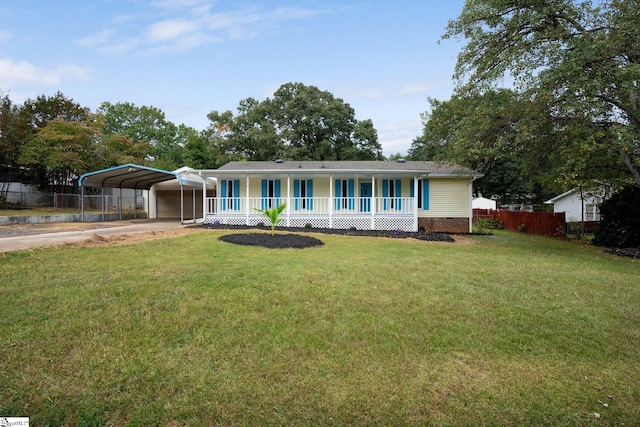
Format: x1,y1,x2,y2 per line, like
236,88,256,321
78,164,208,224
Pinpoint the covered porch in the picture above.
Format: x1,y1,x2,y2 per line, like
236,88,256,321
203,174,427,231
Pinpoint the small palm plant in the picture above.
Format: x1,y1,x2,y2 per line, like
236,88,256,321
255,203,287,237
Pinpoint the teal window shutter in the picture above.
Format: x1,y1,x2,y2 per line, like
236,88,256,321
423,179,430,210
233,179,240,210
261,179,267,209
396,179,402,210
410,179,415,198
335,179,342,211
348,179,355,210
275,179,281,206
382,179,389,210
308,179,314,210
220,180,227,211
293,179,300,210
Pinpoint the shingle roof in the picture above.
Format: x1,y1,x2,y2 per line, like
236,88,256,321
215,160,482,177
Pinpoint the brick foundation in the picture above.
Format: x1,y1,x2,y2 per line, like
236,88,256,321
418,217,470,233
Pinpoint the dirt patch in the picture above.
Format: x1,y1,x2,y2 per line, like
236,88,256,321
64,227,206,248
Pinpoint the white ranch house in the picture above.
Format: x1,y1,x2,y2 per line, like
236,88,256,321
198,160,482,233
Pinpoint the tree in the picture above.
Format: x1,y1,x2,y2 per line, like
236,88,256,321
97,102,184,169
18,92,90,188
443,0,640,185
409,90,556,203
593,184,640,248
207,82,383,161
18,116,104,198
254,203,287,237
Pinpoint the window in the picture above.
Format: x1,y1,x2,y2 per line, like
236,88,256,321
410,179,429,210
341,179,348,209
261,179,281,209
389,179,396,209
300,179,307,209
221,179,239,210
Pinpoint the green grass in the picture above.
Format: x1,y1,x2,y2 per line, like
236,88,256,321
1,230,639,426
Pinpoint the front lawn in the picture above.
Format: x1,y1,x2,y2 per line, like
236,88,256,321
1,230,638,426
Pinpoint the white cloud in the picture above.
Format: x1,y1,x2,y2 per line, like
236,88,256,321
0,58,92,88
377,120,423,156
77,3,333,55
0,31,11,43
76,29,114,49
147,19,199,42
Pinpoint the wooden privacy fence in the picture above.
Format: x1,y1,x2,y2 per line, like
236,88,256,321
473,209,566,238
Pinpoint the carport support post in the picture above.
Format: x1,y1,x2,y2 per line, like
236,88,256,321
134,189,138,219
81,185,85,222
192,187,196,222
101,187,105,221
119,187,123,220
202,178,207,222
180,184,184,224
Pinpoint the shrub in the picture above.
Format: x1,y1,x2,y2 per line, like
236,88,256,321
304,223,313,229
593,185,640,248
476,218,504,230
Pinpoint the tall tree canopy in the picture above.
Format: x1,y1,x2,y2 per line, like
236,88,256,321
207,82,383,162
97,102,189,170
443,0,640,186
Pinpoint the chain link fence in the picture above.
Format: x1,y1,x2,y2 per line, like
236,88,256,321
1,190,147,216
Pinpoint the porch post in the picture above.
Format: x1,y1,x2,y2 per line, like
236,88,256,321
371,176,376,229
246,175,250,226
329,175,334,229
286,175,291,227
413,176,419,232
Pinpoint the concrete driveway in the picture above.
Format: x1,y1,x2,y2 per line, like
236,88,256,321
0,219,188,253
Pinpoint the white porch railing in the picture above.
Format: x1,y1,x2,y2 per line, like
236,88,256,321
205,196,417,231
207,197,414,215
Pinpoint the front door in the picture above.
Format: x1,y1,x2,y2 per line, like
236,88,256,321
360,182,372,212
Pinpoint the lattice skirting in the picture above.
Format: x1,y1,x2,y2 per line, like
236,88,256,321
205,215,416,231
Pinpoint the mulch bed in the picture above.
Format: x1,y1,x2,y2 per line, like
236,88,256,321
219,233,324,249
603,247,640,259
204,224,455,249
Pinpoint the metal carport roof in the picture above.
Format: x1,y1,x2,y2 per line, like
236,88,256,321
79,163,196,189
78,164,207,224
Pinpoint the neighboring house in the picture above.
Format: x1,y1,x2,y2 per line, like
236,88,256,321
472,196,497,210
545,187,607,222
198,160,483,233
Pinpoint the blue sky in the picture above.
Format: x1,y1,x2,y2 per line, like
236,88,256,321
0,0,466,156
